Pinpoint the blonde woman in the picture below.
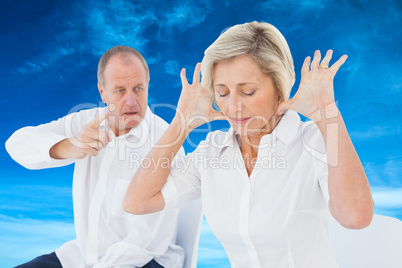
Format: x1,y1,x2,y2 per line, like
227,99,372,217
123,21,374,267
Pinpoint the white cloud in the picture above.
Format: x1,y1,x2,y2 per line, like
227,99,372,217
162,4,209,30
0,215,75,267
372,187,402,208
198,217,230,266
262,0,329,10
350,125,396,141
13,0,219,75
164,60,179,75
364,159,402,187
85,1,157,55
0,184,72,219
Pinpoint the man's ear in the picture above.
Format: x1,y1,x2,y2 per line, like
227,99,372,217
98,83,106,103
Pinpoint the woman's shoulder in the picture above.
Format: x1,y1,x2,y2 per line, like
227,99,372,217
297,120,326,161
193,129,232,154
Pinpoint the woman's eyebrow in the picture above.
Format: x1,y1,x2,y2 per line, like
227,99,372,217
214,82,258,87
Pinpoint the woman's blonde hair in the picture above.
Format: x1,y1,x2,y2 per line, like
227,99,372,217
201,21,295,105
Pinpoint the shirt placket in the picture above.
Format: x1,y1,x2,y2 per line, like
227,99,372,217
238,177,260,267
85,143,117,265
233,142,260,267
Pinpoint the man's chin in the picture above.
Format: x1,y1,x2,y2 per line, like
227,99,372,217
122,115,144,128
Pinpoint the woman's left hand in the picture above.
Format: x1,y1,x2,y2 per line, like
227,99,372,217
277,50,347,119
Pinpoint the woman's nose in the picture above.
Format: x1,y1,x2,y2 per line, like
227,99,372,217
228,94,242,115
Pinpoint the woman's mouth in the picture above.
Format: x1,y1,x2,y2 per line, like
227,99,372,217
232,117,251,124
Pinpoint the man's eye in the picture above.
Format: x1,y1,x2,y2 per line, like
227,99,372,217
116,89,124,93
135,87,142,91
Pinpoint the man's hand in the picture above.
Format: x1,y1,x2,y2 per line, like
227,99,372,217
50,111,110,159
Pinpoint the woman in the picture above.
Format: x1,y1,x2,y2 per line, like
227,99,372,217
123,21,374,267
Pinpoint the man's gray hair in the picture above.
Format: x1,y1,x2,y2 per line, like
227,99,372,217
97,46,149,86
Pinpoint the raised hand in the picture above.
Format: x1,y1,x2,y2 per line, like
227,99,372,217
174,63,224,132
277,50,347,120
50,111,111,159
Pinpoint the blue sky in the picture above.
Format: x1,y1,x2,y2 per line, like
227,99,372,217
1,0,401,266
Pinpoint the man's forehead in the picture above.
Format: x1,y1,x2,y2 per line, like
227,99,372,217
106,53,144,70
103,55,147,85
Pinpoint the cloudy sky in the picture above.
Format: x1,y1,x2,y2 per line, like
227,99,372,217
1,0,401,266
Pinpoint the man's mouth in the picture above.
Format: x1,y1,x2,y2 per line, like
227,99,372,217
124,112,138,116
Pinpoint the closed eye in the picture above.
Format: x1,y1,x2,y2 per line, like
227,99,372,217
218,92,229,97
244,91,255,96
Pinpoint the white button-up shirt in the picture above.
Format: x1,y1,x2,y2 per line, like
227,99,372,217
162,110,339,268
6,107,184,268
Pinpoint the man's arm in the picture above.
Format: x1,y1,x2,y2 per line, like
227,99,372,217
5,108,109,169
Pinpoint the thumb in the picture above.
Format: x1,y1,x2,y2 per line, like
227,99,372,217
209,110,226,122
277,99,293,116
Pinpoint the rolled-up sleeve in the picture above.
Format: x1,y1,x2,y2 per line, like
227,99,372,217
5,108,100,170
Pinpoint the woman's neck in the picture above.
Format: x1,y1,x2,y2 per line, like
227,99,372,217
238,112,283,154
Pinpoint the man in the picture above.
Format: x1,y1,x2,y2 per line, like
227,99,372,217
6,46,184,268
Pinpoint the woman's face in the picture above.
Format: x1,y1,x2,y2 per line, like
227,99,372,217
213,55,280,137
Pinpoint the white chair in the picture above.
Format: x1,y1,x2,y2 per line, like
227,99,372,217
176,198,203,268
330,214,402,268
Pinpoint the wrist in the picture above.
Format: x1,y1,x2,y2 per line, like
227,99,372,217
309,102,339,123
172,115,191,136
49,138,71,159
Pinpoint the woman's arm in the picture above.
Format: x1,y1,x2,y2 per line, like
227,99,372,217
278,50,374,229
314,107,373,229
122,119,188,214
123,63,223,215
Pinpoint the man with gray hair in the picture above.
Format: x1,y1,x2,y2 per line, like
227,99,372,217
6,46,184,268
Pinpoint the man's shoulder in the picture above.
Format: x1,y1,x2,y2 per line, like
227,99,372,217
148,110,169,132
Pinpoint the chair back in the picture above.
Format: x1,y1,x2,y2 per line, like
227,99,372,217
330,214,402,267
176,198,203,268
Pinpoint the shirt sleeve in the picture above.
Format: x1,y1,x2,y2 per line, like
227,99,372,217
315,153,330,204
5,108,100,170
161,148,202,211
94,238,184,268
93,241,154,268
308,123,330,204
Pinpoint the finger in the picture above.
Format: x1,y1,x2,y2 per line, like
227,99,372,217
84,148,99,157
180,68,189,87
277,99,294,115
106,129,112,142
90,110,109,129
87,140,103,151
329,55,348,74
86,129,104,144
320,50,333,68
301,56,311,75
192,63,201,85
208,110,226,122
311,50,321,70
96,131,109,148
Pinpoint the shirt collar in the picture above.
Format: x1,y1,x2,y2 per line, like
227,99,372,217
99,106,152,141
218,109,301,151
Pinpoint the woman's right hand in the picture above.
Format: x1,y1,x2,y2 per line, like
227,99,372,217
174,63,224,133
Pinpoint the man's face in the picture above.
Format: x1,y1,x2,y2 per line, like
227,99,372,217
98,54,149,136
